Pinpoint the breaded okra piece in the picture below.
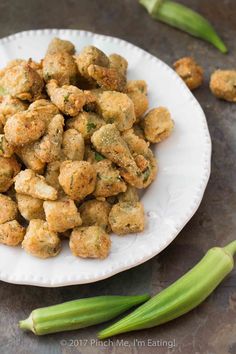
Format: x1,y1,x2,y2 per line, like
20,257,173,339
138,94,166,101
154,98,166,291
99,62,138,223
46,80,87,116
109,201,145,235
87,64,126,92
210,70,236,102
69,226,111,259
142,107,174,143
61,129,84,161
0,134,14,158
35,114,64,163
0,156,21,192
14,169,58,200
0,220,25,246
173,57,203,90
28,99,59,126
126,80,148,121
46,38,75,55
109,53,128,76
97,91,135,131
15,143,45,173
0,193,18,224
4,110,46,146
0,61,44,101
93,159,127,198
0,95,27,126
16,194,45,221
43,198,82,233
58,160,96,200
66,111,105,141
22,219,61,258
79,199,111,231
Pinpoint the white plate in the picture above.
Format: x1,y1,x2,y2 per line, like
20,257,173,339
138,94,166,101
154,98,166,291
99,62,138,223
0,29,211,287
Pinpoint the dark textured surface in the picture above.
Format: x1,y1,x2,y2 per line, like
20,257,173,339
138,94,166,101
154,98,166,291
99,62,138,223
0,1,236,353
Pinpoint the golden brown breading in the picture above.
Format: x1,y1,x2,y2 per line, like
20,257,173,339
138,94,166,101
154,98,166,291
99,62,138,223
4,110,46,146
126,80,148,95
93,159,127,198
75,45,109,80
109,201,145,235
109,53,128,76
0,156,21,192
0,95,27,126
35,114,64,163
173,57,203,90
79,199,111,231
0,193,18,224
43,198,82,232
66,111,105,141
97,91,135,131
62,129,84,161
0,134,14,158
15,143,45,173
16,193,45,220
118,185,139,203
44,161,61,191
46,80,87,116
14,169,58,200
91,124,143,188
210,70,236,102
0,61,44,101
0,220,25,246
43,51,78,85
87,64,126,92
28,99,59,126
142,107,174,143
58,160,96,200
22,219,61,258
46,38,75,55
127,91,148,121
69,225,111,259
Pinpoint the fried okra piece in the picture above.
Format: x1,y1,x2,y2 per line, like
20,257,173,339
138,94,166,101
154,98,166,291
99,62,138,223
142,107,174,143
173,57,203,90
79,200,111,231
16,194,45,220
43,198,82,232
58,161,96,200
4,110,46,146
94,159,127,198
45,161,61,191
43,51,78,85
0,194,18,224
97,91,135,131
0,61,44,101
0,156,20,192
0,220,25,246
118,185,139,203
62,129,84,161
28,99,59,126
126,80,148,121
87,64,127,92
69,226,111,259
109,201,145,235
109,54,128,76
46,37,75,55
126,80,147,95
122,129,158,188
91,124,143,188
15,144,45,173
14,169,58,200
0,134,14,158
75,46,110,80
22,219,61,258
35,114,64,163
46,80,87,116
66,111,105,141
0,95,27,126
210,70,236,102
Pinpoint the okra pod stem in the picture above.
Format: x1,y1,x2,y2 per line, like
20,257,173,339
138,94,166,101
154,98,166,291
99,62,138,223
140,0,228,53
19,294,150,335
98,241,236,339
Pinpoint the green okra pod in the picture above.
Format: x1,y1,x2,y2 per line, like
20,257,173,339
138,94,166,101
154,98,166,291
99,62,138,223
98,240,236,339
140,0,228,53
19,294,150,335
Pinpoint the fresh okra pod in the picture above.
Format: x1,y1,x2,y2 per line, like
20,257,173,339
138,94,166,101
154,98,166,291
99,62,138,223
139,0,228,53
19,294,150,335
98,241,236,339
